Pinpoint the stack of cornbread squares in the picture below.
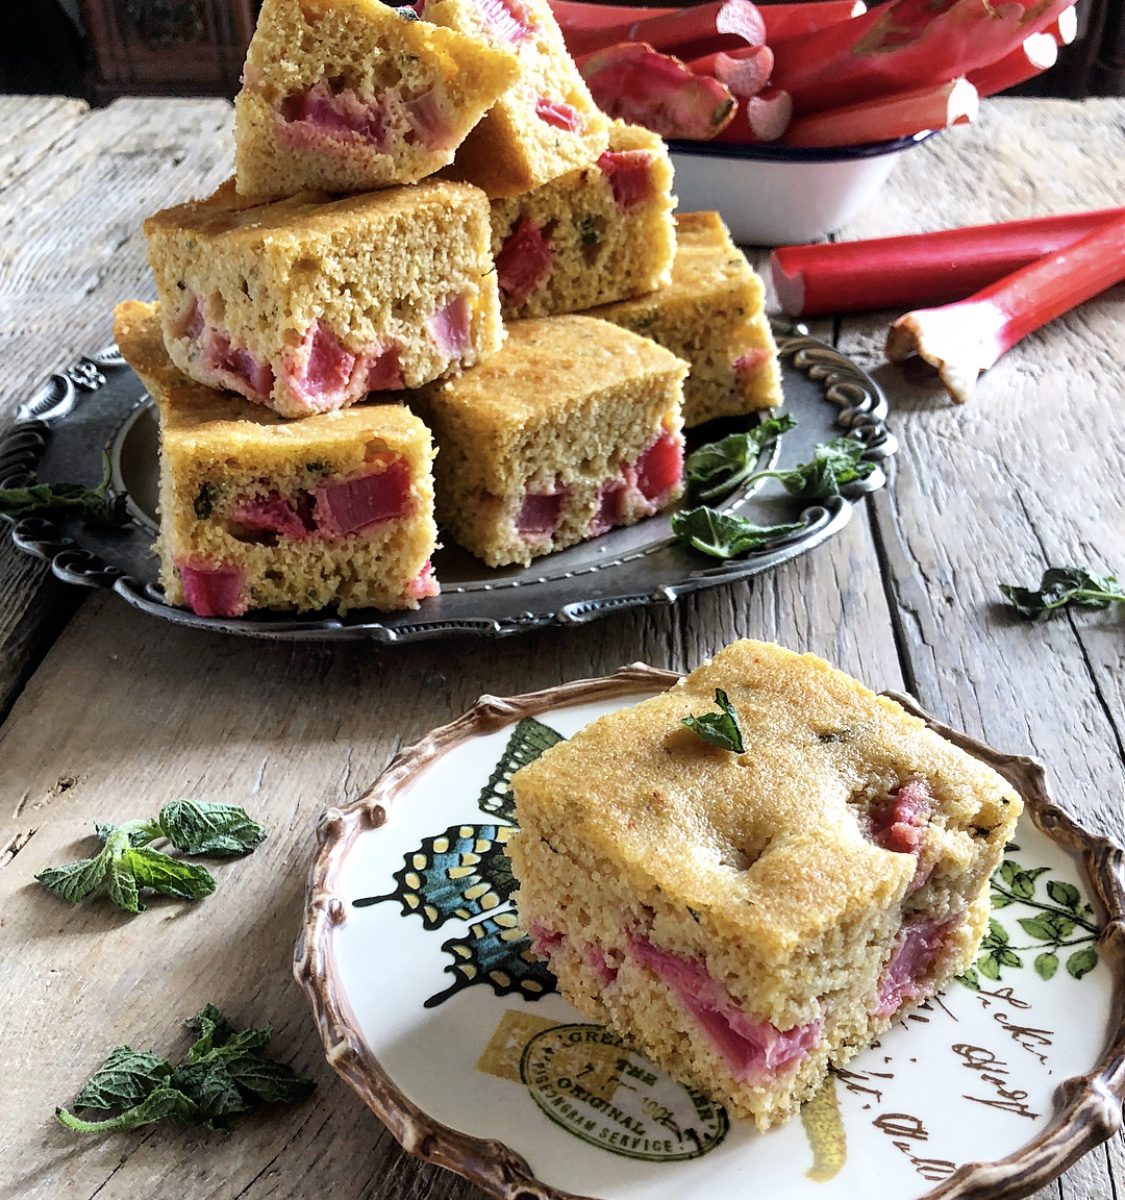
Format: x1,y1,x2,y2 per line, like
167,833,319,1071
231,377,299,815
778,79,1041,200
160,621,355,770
114,0,783,618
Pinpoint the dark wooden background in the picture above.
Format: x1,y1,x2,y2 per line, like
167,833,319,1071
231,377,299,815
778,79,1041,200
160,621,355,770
1,0,1123,102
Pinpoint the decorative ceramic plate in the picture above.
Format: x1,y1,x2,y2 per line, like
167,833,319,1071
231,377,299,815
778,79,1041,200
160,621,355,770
296,666,1125,1200
0,327,895,642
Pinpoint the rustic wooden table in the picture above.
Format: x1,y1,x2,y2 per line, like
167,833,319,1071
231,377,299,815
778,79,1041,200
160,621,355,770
0,95,1122,1200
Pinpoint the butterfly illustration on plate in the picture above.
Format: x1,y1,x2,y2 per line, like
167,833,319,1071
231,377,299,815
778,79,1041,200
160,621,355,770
355,717,564,1007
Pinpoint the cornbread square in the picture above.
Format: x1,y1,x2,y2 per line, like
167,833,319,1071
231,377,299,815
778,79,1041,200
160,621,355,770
115,301,439,617
509,640,1022,1130
586,211,783,427
144,179,503,420
234,0,519,199
426,0,609,198
490,122,676,319
411,316,688,568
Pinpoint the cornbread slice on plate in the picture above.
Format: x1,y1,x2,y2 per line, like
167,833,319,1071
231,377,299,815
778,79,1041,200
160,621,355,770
144,179,503,420
234,0,519,198
490,121,676,319
508,640,1022,1131
114,300,439,618
586,211,783,427
427,0,609,198
411,315,688,568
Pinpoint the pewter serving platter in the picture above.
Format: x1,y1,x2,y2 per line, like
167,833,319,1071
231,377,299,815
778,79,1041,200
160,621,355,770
0,325,896,642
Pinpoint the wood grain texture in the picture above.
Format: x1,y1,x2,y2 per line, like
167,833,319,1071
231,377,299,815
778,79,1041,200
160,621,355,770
0,97,234,718
0,95,1122,1200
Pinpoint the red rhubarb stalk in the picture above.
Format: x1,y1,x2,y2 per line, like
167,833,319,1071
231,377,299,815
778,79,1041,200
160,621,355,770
712,86,792,143
688,44,774,99
771,207,1125,317
560,0,764,57
968,33,1057,97
885,214,1125,403
550,0,863,42
577,43,737,139
760,0,865,40
771,0,1078,115
782,78,977,148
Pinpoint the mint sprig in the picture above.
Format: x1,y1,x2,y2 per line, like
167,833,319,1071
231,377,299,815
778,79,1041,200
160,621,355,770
0,452,128,526
682,688,745,753
672,507,804,560
56,1005,314,1134
37,802,266,914
685,414,798,501
1000,566,1124,622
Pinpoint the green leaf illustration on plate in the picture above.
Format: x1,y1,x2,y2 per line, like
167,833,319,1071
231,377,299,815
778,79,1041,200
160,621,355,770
478,718,565,822
959,856,1100,988
355,718,565,1006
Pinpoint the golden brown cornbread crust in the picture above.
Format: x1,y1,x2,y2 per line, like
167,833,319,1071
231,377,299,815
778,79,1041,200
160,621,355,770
509,640,1021,1127
410,316,687,567
115,300,438,615
489,122,676,319
429,0,609,197
587,211,783,427
144,178,504,418
234,0,520,198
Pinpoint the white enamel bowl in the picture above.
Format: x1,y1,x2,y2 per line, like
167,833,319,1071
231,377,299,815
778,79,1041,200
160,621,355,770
669,131,936,246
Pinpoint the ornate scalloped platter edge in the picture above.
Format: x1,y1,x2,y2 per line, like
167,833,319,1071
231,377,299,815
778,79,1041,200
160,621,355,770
295,666,1125,1200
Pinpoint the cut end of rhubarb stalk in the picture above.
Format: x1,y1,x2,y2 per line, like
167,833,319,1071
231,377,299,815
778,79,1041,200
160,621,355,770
886,307,998,404
769,250,806,316
709,44,774,99
578,42,736,139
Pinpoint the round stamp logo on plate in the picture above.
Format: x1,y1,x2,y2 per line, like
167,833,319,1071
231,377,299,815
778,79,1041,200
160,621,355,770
518,1022,729,1162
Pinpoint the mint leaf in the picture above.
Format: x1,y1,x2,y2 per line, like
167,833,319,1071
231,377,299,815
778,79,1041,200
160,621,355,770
672,507,804,560
72,1046,173,1111
124,847,216,901
57,1085,197,1134
685,415,798,501
58,1007,314,1135
682,689,745,753
223,1056,316,1105
35,854,108,905
0,453,128,526
157,801,267,857
1000,567,1124,622
749,436,875,500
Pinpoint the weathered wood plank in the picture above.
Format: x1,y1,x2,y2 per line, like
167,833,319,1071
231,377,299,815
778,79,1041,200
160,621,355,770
834,98,1125,844
0,97,89,192
0,97,234,718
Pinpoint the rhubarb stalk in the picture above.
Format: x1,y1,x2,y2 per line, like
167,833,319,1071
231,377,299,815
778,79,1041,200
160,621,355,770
559,0,764,57
885,214,1125,403
688,44,774,99
771,208,1125,317
770,0,1078,114
550,0,864,44
577,42,737,139
760,0,866,40
783,78,977,148
712,86,792,142
968,33,1057,97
